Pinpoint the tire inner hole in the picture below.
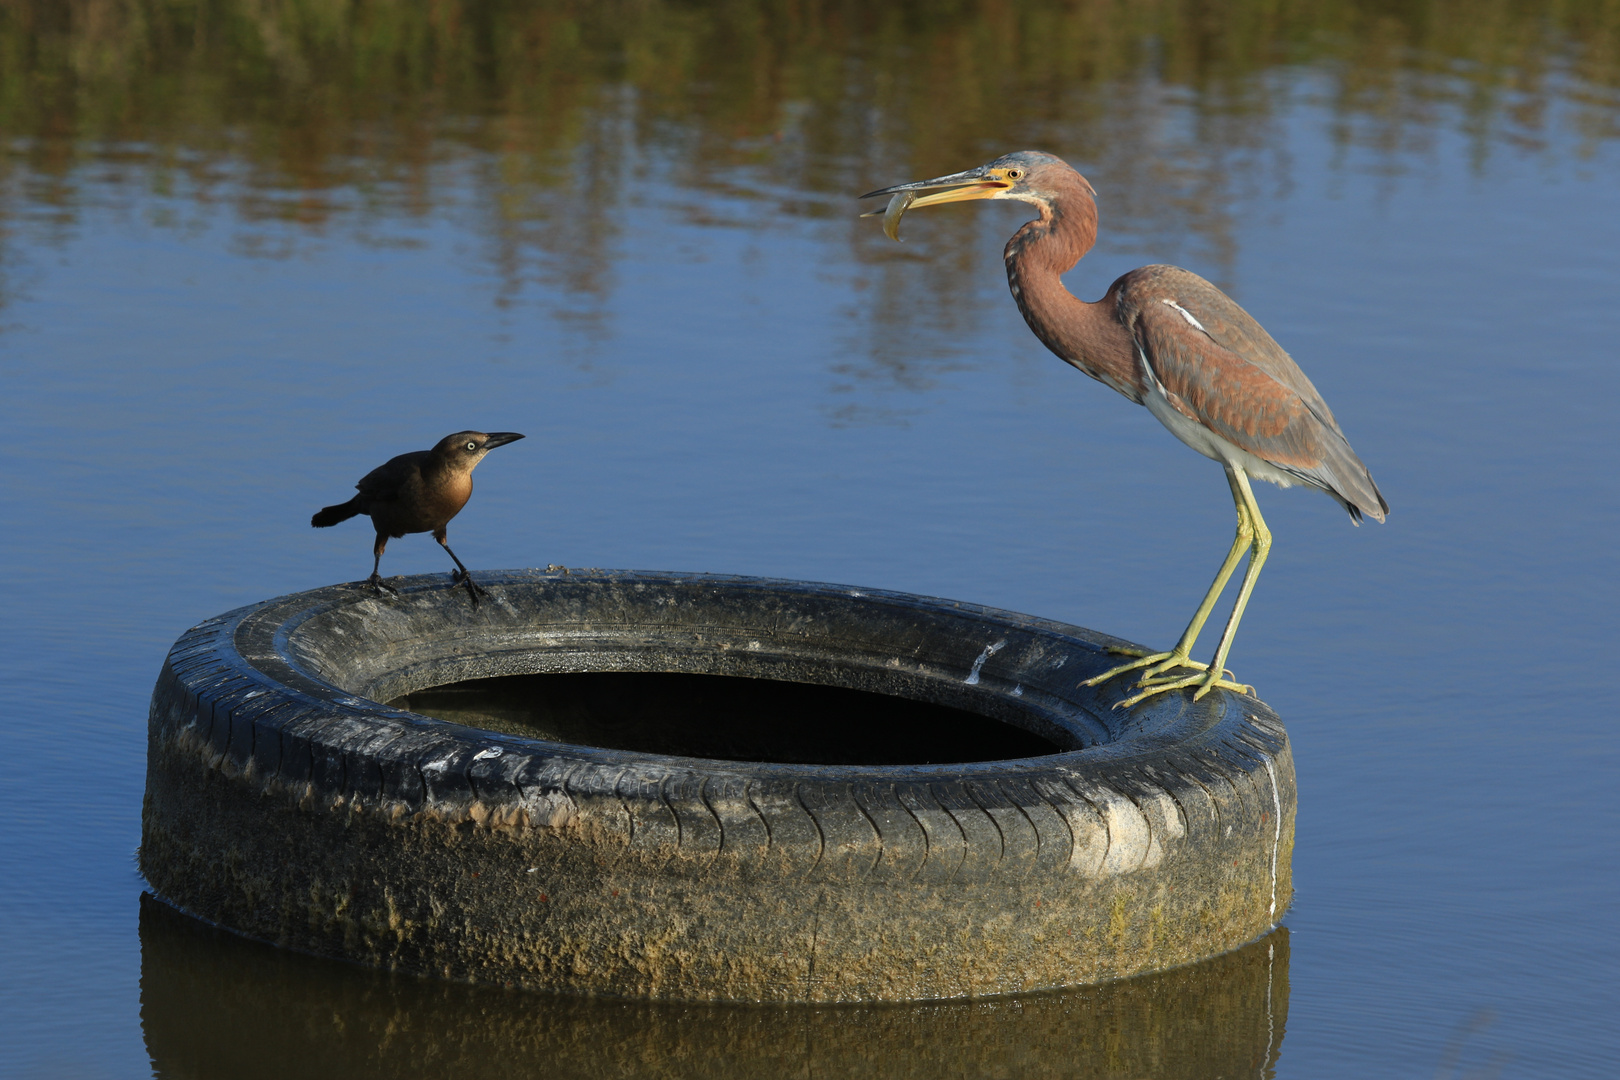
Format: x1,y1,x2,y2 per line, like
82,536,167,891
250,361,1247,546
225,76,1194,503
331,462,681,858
389,672,1061,765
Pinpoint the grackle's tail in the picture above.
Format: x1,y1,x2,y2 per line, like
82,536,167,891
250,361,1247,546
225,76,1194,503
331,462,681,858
311,498,362,528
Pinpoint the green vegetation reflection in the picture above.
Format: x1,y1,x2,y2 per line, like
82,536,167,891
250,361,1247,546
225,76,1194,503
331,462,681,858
3,1,1616,350
4,0,1615,214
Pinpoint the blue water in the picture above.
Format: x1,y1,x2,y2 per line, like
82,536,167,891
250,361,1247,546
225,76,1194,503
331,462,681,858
2,70,1617,1077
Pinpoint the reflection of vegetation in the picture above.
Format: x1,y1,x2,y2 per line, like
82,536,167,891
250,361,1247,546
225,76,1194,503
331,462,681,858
4,1,1614,167
0,0,1616,344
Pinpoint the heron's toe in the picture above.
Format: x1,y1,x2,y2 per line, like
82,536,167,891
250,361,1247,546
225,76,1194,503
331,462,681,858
1082,650,1178,687
1191,668,1254,700
1115,669,1253,709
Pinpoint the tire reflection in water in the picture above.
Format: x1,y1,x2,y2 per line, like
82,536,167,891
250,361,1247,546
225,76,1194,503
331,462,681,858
139,894,1288,1079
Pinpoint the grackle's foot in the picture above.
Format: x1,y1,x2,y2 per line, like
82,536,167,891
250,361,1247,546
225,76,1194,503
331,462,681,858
365,573,400,597
450,568,486,605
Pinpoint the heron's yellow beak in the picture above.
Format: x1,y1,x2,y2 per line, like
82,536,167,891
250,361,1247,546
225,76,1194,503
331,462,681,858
904,178,1013,208
859,168,1014,240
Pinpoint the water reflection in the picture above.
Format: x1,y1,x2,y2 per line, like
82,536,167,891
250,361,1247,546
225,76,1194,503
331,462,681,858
3,0,1616,331
139,895,1289,1079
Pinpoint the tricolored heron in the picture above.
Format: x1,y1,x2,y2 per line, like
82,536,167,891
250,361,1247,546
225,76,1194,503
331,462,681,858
862,151,1386,706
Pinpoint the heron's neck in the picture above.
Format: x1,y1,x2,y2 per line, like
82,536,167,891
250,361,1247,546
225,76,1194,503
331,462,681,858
1003,203,1143,401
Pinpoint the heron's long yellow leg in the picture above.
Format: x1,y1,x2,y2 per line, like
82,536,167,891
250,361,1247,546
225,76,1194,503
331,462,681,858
1082,468,1256,693
1121,469,1271,706
1197,471,1270,697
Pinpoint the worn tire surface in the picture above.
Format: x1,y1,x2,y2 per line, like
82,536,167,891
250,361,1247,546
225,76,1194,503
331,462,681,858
141,569,1295,1003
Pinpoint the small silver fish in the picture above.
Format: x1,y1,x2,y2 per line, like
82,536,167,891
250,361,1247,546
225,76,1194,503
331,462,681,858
880,191,916,241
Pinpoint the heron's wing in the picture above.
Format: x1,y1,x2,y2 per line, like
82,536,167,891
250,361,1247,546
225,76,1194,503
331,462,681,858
1123,266,1387,520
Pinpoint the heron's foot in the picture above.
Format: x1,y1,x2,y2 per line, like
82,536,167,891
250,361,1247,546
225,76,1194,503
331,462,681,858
1116,667,1255,709
1082,649,1232,687
1083,647,1246,707
1081,648,1173,687
1082,650,1211,683
365,573,400,598
450,568,486,604
1100,643,1154,660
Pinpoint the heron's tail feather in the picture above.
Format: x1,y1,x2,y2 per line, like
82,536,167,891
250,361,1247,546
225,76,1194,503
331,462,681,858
1276,422,1388,525
1316,437,1388,525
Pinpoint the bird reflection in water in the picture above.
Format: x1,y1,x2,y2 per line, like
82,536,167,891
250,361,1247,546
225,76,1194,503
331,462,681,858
863,152,1387,706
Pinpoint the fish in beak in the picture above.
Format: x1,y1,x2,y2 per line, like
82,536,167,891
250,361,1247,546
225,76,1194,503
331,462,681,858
859,166,1016,240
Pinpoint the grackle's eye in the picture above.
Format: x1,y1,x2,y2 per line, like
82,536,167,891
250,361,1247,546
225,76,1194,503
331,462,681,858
465,441,478,452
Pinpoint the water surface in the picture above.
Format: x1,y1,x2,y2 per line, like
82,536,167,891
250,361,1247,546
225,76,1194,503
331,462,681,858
2,3,1617,1077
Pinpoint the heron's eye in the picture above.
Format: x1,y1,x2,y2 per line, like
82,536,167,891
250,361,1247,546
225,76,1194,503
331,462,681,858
1005,168,1024,181
465,441,478,452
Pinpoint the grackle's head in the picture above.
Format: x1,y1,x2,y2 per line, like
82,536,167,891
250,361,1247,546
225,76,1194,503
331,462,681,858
433,430,525,467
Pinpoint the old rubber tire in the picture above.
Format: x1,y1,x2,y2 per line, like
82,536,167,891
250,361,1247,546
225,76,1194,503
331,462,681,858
141,569,1294,1002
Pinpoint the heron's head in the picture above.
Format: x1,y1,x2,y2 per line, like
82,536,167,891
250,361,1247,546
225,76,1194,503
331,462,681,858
860,151,1095,240
432,430,525,469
